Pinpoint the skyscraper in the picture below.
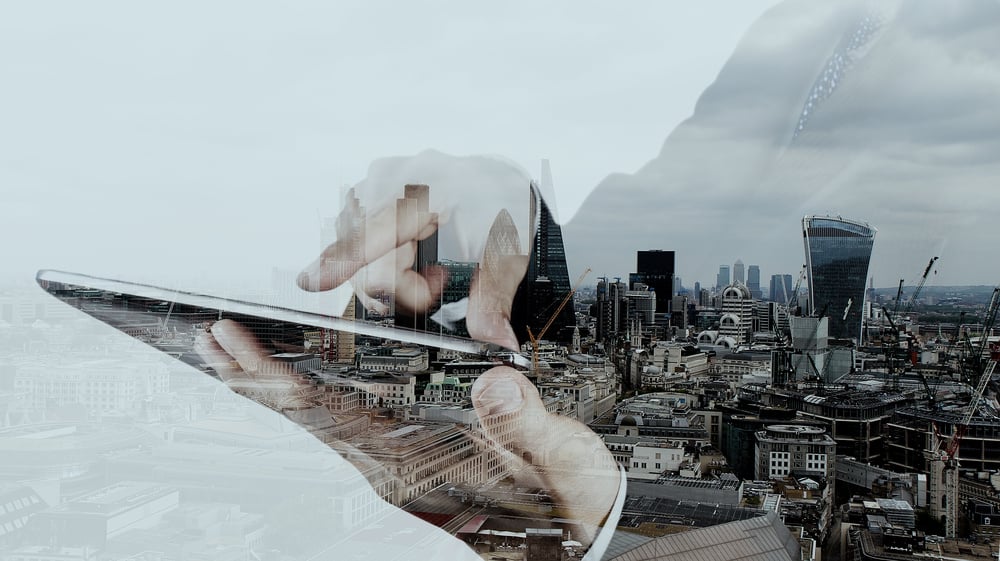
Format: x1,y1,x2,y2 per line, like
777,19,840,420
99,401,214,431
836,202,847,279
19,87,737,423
513,182,576,344
630,250,675,314
717,265,730,290
802,215,876,341
769,274,794,303
747,265,761,299
733,259,745,285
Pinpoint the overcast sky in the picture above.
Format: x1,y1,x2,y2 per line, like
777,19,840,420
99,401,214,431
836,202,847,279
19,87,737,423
3,1,998,300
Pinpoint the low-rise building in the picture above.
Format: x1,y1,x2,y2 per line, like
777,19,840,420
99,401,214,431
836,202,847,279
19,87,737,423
755,424,836,482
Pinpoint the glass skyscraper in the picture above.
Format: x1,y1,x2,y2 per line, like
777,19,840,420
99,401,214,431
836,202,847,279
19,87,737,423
802,215,876,341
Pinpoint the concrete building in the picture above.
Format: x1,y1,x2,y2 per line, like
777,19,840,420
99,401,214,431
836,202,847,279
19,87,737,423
719,283,755,346
760,386,909,466
755,424,836,481
537,376,597,423
715,351,773,386
25,482,179,549
345,423,483,505
357,347,428,373
13,358,170,416
422,375,472,404
601,435,686,477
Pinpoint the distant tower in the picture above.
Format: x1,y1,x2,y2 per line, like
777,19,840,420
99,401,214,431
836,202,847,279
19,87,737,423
770,274,794,303
802,215,876,340
747,265,762,299
717,265,731,291
733,260,746,285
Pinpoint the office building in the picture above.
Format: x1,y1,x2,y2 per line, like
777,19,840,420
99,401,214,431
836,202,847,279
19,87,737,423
630,250,675,315
717,265,730,290
733,259,746,285
719,283,755,346
770,274,794,304
747,264,762,299
802,215,876,340
594,278,628,343
754,424,836,481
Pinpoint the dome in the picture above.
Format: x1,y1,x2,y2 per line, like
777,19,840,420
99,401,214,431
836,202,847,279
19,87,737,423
716,336,738,349
723,283,751,300
720,313,741,327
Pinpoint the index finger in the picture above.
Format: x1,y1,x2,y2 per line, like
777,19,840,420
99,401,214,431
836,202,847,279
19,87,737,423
297,186,438,292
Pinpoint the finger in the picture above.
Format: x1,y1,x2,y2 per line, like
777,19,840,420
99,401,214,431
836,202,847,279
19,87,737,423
193,330,250,383
394,258,447,314
298,197,438,292
209,319,269,376
347,243,443,315
210,320,321,412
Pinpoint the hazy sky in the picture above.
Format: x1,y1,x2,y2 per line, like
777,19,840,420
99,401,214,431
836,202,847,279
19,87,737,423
3,1,997,299
0,1,777,288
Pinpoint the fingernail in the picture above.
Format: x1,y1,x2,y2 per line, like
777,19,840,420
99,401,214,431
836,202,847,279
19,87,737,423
475,377,523,416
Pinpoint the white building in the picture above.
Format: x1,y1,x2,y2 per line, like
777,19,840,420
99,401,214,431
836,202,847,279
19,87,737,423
358,348,428,373
719,283,755,345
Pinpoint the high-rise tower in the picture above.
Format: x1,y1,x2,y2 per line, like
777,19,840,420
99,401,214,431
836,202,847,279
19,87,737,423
717,265,730,290
733,259,746,285
802,215,876,341
630,250,675,315
747,265,761,299
512,167,576,344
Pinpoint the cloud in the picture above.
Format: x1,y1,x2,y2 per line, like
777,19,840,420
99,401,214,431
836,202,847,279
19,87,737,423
564,0,1000,287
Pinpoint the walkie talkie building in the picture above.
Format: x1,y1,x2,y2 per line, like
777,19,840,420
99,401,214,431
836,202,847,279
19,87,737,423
802,215,876,341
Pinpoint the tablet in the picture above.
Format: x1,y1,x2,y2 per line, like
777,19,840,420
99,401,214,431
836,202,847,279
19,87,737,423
36,269,529,371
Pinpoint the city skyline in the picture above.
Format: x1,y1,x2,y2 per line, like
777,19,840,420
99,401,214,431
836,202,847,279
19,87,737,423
4,2,1000,558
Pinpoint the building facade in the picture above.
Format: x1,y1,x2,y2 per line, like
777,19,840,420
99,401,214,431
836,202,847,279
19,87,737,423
755,424,836,481
802,215,876,341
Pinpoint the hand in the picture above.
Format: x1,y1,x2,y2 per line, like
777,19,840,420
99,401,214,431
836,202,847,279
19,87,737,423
295,151,534,350
196,320,620,550
471,366,620,546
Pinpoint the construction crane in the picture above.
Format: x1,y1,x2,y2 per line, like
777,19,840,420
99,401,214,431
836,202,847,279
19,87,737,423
928,286,1000,539
787,266,807,311
903,256,939,314
526,268,591,371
